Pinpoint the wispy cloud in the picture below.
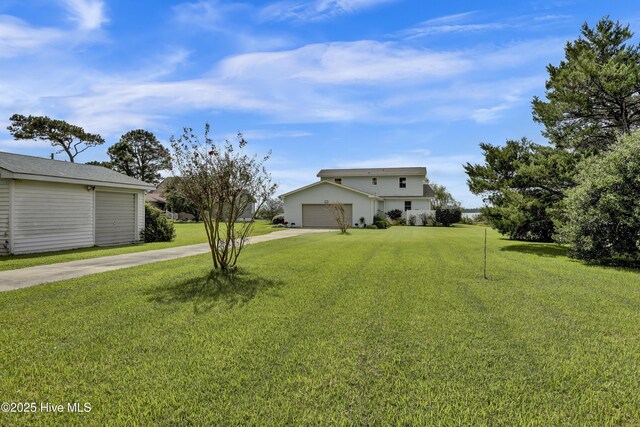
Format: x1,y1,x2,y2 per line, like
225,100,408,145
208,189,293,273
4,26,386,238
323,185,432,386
173,0,247,31
397,11,507,39
0,16,64,57
61,0,108,30
3,36,558,135
260,0,396,22
217,41,472,84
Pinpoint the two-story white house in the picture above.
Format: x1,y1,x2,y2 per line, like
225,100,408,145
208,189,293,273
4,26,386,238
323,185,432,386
280,167,436,227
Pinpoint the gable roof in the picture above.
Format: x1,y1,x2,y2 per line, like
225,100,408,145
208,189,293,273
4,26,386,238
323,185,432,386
280,180,383,200
317,167,426,177
423,183,436,197
0,151,154,190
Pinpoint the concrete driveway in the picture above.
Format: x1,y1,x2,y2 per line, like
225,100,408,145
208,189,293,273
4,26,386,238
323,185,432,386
0,228,332,292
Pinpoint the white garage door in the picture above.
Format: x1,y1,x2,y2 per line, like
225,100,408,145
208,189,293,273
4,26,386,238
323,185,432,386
12,181,94,254
95,191,136,246
302,204,352,228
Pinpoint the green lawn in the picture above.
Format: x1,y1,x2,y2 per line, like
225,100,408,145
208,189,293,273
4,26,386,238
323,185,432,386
1,225,640,425
0,220,279,271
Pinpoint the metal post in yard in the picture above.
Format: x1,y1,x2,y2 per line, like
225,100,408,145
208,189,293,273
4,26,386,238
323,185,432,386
483,228,488,280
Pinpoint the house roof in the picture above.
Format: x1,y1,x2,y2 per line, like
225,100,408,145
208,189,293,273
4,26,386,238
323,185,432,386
317,167,426,177
423,183,436,197
280,180,384,200
145,177,176,199
0,151,154,190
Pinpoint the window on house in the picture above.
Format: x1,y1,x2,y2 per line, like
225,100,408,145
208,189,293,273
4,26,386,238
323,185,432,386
399,177,406,188
404,201,412,211
372,177,377,185
335,178,342,184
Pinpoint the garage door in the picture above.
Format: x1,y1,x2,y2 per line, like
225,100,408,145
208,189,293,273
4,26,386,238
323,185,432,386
95,191,136,245
302,204,352,228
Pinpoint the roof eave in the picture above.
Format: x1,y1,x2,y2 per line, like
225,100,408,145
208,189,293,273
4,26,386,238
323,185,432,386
10,172,155,191
280,180,381,200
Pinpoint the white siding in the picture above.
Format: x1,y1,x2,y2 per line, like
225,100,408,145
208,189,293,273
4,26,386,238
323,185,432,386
384,198,430,212
137,190,144,240
12,181,94,255
284,183,375,227
0,179,9,255
321,175,424,197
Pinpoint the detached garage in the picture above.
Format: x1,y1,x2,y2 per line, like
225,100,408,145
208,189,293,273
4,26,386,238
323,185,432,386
0,152,154,255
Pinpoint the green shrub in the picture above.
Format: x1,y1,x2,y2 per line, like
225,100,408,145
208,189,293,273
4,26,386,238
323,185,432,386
386,209,402,220
365,224,377,229
272,214,285,224
418,212,435,226
373,221,388,229
408,214,416,226
141,203,176,242
396,217,406,226
435,207,462,227
558,132,640,263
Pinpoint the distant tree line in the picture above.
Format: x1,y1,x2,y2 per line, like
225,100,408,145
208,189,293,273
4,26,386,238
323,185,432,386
465,17,640,264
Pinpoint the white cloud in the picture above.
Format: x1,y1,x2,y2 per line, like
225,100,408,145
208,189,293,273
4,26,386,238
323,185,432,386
260,0,396,22
173,1,246,31
397,11,506,39
0,16,64,57
0,30,560,136
217,41,472,84
62,0,108,30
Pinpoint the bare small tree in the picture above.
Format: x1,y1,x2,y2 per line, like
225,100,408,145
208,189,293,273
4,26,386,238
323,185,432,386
329,203,350,233
170,124,277,270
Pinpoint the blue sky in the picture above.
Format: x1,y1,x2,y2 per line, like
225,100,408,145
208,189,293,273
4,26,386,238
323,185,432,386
1,0,638,205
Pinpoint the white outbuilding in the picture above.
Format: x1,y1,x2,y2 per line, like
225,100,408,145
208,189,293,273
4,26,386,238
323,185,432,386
0,152,155,255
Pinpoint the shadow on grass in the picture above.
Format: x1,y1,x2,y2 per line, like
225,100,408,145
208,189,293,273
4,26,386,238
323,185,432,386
147,268,284,312
500,243,568,258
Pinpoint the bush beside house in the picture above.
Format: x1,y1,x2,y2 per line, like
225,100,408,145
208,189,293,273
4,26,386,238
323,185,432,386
141,203,176,242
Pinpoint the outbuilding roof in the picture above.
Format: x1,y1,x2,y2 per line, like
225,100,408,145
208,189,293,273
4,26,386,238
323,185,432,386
0,151,155,190
279,180,384,200
317,167,426,177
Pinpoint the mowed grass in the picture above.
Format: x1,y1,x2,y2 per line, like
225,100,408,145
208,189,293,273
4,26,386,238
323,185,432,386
0,220,279,271
1,226,640,425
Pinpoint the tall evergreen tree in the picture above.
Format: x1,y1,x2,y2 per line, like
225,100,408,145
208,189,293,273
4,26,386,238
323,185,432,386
108,129,171,184
532,18,640,154
467,17,640,242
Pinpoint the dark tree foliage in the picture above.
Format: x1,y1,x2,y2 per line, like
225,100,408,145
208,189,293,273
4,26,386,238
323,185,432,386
85,160,113,169
256,198,284,221
141,203,176,242
558,132,640,263
464,138,576,241
532,18,640,154
164,177,201,222
386,209,402,220
435,207,462,227
7,114,104,162
108,129,171,184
